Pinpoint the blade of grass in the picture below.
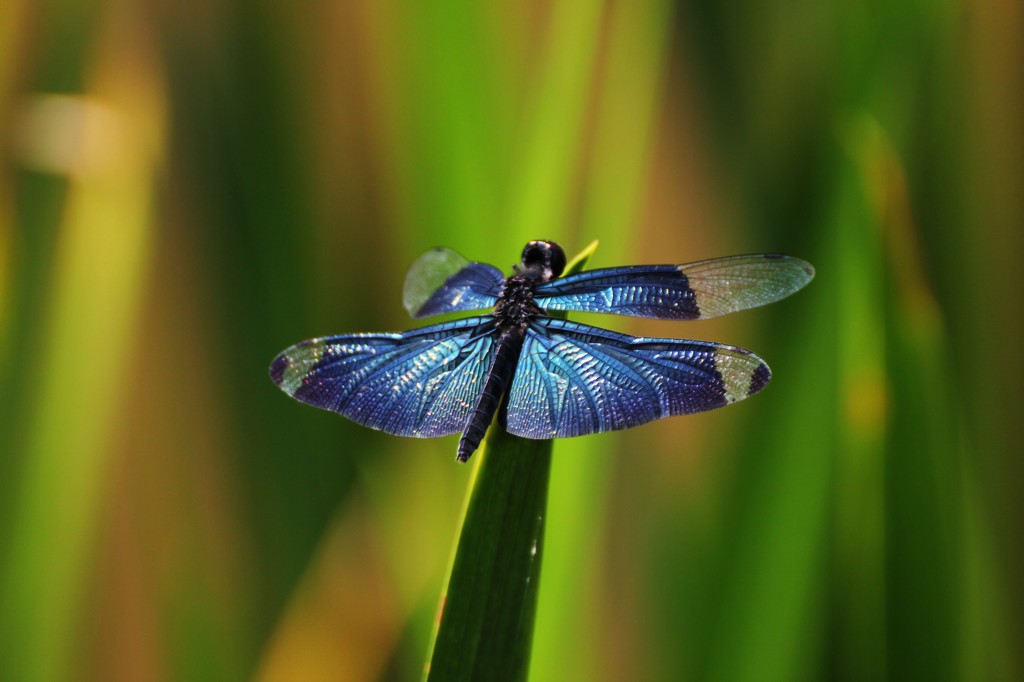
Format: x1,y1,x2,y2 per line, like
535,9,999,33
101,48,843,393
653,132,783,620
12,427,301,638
425,432,552,682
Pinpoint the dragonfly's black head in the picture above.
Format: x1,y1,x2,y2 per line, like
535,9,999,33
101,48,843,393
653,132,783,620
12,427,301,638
519,240,566,283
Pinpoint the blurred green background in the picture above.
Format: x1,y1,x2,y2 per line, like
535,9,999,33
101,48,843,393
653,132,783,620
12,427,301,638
1,0,1021,680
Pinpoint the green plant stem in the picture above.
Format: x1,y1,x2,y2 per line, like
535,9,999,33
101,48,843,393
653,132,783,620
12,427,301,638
426,431,552,682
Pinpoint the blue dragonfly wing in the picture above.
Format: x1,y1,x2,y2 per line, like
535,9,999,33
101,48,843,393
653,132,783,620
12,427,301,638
505,318,770,439
269,316,497,437
532,254,814,319
403,247,505,318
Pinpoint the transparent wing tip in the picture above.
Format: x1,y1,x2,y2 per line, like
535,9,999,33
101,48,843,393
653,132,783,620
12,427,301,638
763,253,815,283
402,247,469,316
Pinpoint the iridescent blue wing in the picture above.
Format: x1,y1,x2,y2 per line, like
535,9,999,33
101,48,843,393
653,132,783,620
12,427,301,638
269,316,496,437
532,254,814,320
402,247,505,318
505,318,770,439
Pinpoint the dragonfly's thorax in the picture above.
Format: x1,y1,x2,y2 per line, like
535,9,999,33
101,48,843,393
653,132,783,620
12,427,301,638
494,275,543,330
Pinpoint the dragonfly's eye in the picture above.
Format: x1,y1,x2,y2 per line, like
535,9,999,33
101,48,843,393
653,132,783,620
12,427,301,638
521,240,566,281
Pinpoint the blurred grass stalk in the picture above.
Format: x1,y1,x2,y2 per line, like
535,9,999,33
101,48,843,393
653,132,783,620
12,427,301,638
0,15,165,681
0,0,30,357
834,116,888,681
531,0,672,679
859,118,1012,680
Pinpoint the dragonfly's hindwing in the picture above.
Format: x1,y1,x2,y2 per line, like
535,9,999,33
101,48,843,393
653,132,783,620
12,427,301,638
403,247,505,318
504,318,770,439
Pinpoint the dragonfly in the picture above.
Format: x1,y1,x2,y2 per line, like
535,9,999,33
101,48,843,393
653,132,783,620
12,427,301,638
269,240,814,462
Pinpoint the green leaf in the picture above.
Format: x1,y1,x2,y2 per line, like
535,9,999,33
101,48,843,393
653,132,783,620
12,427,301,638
425,243,596,682
563,239,599,278
426,432,551,682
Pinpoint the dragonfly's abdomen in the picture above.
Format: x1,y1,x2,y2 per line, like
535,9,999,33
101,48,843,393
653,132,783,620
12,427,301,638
457,327,525,462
